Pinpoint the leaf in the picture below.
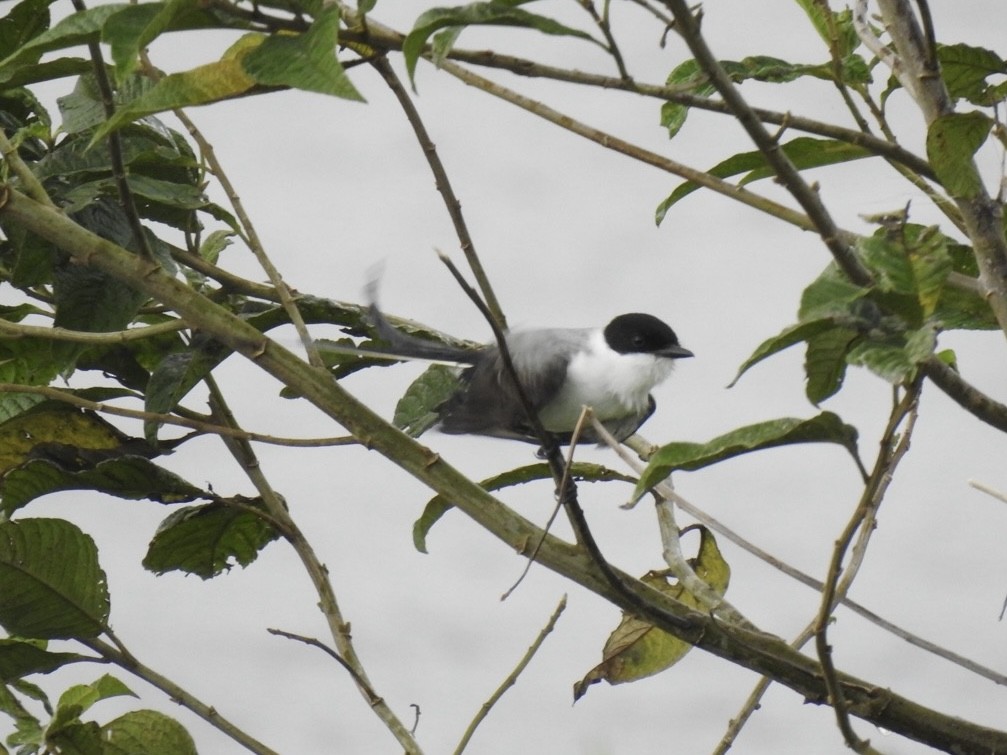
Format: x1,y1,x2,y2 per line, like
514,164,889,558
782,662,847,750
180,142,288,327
793,0,860,58
102,709,197,755
414,462,634,553
393,364,459,437
1,455,207,517
799,262,869,320
0,0,52,61
241,6,363,100
631,413,859,504
846,324,937,384
143,500,281,579
0,518,110,639
804,326,857,403
938,43,1007,106
102,0,220,81
91,34,263,140
573,527,729,701
0,404,129,475
0,639,89,681
660,59,713,139
729,319,836,387
926,111,993,198
403,1,598,84
0,3,125,73
55,674,136,723
657,138,872,221
143,339,229,442
858,225,952,318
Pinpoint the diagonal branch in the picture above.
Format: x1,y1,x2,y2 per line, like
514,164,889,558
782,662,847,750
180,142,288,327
5,185,1007,753
662,0,874,287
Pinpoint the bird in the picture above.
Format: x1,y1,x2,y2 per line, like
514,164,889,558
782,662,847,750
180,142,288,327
364,302,693,445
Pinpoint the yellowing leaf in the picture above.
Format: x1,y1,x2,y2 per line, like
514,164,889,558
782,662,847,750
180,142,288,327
573,527,729,700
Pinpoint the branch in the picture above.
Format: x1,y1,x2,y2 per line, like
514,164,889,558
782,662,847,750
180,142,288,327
662,0,874,287
434,58,821,233
371,57,508,330
0,383,357,447
815,380,921,751
202,377,423,754
0,316,187,344
5,185,1007,753
453,596,567,755
70,0,155,261
79,636,279,754
919,356,1007,433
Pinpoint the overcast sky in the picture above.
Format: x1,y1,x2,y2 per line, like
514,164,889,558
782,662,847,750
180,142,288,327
17,1,1007,753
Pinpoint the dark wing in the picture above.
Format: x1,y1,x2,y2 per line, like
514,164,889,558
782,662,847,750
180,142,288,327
438,329,583,441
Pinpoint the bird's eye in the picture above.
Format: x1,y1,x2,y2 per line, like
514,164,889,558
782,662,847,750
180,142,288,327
632,335,646,347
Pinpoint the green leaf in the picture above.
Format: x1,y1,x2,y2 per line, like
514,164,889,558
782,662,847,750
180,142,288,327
858,225,952,318
0,4,125,73
102,0,221,81
403,1,598,84
55,674,136,722
241,6,363,100
0,680,44,747
631,413,860,503
660,59,713,139
91,34,263,140
0,639,89,682
804,326,857,403
0,0,51,61
414,462,633,553
846,324,937,384
729,319,836,387
102,709,197,755
143,337,229,442
1,455,207,517
393,364,459,438
793,0,860,58
573,527,729,700
657,138,872,221
143,500,281,579
0,518,110,639
798,262,867,321
0,404,129,475
938,43,1007,106
926,111,993,198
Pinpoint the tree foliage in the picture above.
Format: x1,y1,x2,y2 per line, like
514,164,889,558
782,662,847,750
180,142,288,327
0,1,1006,753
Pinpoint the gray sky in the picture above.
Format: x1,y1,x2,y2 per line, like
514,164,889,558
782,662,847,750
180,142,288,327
18,1,1007,753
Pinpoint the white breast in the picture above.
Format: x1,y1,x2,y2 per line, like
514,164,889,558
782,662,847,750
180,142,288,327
537,329,675,431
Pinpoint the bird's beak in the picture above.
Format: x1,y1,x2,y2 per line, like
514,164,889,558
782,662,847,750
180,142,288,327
660,344,694,359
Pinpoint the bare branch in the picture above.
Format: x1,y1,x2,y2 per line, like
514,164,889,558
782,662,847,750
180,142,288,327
453,596,567,755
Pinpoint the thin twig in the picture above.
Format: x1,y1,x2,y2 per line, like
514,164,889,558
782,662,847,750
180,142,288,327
266,628,383,705
371,57,507,330
70,0,155,261
815,380,921,752
578,0,630,80
140,48,325,369
0,383,357,447
501,407,591,601
0,316,187,344
79,636,280,754
663,0,873,287
589,413,752,627
436,58,823,234
0,129,55,207
203,378,423,754
453,596,567,755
